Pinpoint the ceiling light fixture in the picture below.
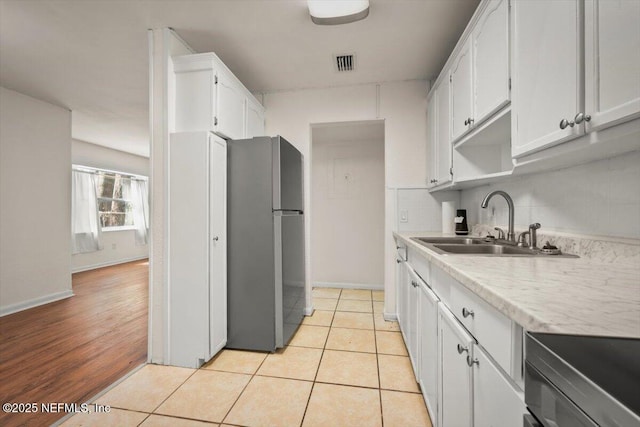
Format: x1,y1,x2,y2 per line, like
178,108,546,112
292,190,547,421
308,0,370,25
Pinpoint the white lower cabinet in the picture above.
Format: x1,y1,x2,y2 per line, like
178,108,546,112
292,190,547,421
397,246,526,427
439,305,474,427
473,345,526,427
418,281,440,426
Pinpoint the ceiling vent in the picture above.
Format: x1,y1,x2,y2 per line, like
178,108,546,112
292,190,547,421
334,54,356,72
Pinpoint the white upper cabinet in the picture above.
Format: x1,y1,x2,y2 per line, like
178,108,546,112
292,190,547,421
426,91,438,187
450,38,474,142
215,69,246,140
436,79,453,185
173,52,264,140
245,97,266,137
511,0,583,158
584,0,640,132
427,78,453,188
473,0,510,122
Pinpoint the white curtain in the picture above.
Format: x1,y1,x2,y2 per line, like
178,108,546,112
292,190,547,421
131,178,149,245
71,170,103,254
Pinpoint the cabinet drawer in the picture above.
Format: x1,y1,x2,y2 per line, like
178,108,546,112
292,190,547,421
450,281,512,373
408,247,430,285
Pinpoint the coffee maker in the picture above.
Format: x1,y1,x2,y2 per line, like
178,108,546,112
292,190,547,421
454,209,469,235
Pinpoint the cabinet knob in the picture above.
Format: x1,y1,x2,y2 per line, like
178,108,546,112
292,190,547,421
464,117,474,126
457,344,468,354
559,118,575,129
466,355,479,367
574,112,591,124
430,179,438,184
212,236,219,241
462,307,474,318
396,259,402,264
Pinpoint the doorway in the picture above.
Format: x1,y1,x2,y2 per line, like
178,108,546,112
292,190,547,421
310,120,385,290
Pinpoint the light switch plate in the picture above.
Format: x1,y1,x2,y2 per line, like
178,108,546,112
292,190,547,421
400,209,409,223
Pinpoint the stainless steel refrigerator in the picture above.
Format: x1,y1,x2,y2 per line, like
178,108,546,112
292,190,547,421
226,136,306,351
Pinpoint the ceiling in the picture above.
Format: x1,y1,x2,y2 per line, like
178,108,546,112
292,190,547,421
0,0,479,157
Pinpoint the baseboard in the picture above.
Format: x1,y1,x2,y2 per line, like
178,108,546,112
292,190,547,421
383,312,398,321
313,281,384,290
304,306,314,316
0,289,74,317
71,256,149,273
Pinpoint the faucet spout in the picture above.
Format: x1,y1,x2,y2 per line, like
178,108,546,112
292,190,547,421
480,190,515,242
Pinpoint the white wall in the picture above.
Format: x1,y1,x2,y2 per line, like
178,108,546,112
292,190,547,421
264,80,429,317
312,129,385,288
71,139,149,272
460,150,640,239
0,87,72,315
149,28,194,364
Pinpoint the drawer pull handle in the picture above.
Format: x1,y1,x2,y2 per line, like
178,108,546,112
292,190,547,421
467,355,479,367
457,344,468,355
462,307,474,318
411,281,418,288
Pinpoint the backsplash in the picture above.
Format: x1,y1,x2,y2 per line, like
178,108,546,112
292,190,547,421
460,150,640,239
396,188,459,232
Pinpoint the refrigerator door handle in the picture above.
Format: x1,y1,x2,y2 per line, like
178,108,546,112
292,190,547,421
273,209,304,215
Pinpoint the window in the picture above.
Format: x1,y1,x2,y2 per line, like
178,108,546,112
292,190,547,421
96,171,135,229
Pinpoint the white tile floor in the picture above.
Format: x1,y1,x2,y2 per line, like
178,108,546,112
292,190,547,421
60,288,432,427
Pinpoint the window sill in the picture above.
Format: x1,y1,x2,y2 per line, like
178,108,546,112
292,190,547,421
102,226,137,233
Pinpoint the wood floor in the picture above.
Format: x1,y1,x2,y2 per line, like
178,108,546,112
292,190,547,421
0,260,148,427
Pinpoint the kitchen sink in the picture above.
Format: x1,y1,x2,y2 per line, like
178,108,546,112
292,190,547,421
410,236,578,257
412,237,486,245
433,244,535,255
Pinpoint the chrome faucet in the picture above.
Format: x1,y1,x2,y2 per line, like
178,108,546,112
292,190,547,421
481,190,515,242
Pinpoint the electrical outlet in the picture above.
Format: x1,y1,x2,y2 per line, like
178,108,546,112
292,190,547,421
400,210,409,223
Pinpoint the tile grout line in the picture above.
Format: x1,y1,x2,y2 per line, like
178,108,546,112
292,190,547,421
219,348,272,426
299,287,340,427
372,290,386,427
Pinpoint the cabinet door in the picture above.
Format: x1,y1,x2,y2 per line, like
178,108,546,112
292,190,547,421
168,132,211,368
418,283,439,426
209,135,227,359
584,0,640,132
439,305,474,427
473,345,526,427
473,0,510,123
512,0,582,158
398,262,409,338
436,79,452,185
426,91,438,187
216,72,246,140
450,38,473,142
246,99,265,138
407,268,420,376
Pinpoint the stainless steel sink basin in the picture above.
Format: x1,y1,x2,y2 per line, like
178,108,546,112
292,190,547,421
412,237,485,245
410,236,579,257
433,244,535,255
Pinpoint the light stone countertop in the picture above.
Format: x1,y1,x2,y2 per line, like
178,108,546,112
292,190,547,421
394,231,640,338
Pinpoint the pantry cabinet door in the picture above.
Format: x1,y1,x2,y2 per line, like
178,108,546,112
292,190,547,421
450,38,473,142
584,0,640,132
511,0,583,158
473,0,510,123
